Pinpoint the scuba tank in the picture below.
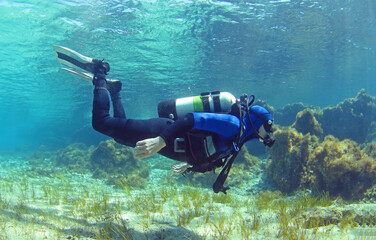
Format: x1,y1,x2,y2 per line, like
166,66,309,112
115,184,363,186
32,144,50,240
158,91,236,120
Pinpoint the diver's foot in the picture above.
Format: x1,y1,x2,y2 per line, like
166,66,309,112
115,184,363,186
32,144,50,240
92,59,110,75
107,79,122,93
92,60,111,86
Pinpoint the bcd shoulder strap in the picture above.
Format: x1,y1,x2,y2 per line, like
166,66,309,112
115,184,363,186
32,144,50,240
212,101,245,194
186,99,248,194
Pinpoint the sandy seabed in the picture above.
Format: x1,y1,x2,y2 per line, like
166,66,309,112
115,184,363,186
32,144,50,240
0,154,375,240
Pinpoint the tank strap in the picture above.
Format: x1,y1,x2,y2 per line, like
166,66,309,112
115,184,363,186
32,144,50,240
213,95,221,112
201,95,211,112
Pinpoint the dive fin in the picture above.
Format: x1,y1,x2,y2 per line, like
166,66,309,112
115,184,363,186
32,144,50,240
60,67,120,84
61,67,93,82
53,45,97,73
55,45,118,85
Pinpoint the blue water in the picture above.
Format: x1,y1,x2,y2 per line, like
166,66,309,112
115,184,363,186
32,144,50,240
0,0,375,151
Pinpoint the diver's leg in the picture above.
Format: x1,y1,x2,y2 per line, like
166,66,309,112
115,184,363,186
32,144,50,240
109,87,126,118
90,61,185,161
90,65,164,146
92,67,128,138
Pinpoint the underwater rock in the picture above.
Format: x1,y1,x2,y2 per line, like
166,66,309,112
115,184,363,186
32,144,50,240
27,145,57,177
53,143,91,173
304,136,376,199
363,185,376,202
366,122,376,143
266,127,376,199
317,89,376,143
234,147,261,167
90,140,150,188
28,145,53,166
266,127,318,193
302,207,343,228
293,109,323,138
302,204,376,228
361,142,376,159
273,103,310,126
360,143,376,201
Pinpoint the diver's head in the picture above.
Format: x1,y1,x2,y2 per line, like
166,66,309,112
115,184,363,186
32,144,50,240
258,124,275,147
244,105,275,147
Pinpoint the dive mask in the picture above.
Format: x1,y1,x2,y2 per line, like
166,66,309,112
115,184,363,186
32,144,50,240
263,134,275,147
261,120,275,148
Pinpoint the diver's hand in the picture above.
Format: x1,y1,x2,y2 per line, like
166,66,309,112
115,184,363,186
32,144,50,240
135,136,166,159
172,163,191,173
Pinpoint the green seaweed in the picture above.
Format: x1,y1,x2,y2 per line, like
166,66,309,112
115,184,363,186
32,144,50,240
255,190,283,212
176,209,196,227
211,214,234,240
276,199,306,240
237,211,260,239
339,212,354,232
213,192,232,204
0,194,10,210
238,215,252,239
289,192,332,218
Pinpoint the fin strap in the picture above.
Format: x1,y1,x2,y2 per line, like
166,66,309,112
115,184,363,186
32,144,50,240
95,87,107,91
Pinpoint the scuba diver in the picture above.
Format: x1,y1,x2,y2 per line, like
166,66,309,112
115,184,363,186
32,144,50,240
53,45,275,193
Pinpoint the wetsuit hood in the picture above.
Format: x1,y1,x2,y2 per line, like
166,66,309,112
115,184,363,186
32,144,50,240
241,105,272,142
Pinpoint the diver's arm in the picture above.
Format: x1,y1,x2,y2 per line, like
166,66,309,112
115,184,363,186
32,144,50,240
191,112,240,138
159,112,240,143
135,136,166,159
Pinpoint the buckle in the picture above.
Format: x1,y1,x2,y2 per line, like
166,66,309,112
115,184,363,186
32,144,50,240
174,138,186,153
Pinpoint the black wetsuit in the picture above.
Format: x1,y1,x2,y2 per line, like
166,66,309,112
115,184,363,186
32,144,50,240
92,71,192,162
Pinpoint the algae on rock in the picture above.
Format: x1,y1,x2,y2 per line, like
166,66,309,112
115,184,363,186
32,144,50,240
304,136,376,199
266,127,318,193
91,139,151,188
274,103,308,127
53,143,92,173
293,109,323,138
317,89,376,143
